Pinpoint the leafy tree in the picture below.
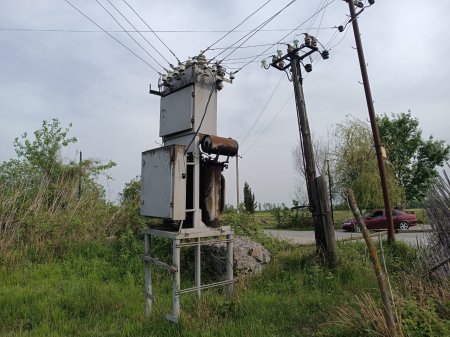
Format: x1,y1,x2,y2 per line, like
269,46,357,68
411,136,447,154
13,119,77,178
377,112,450,202
243,181,256,213
333,117,404,209
0,119,115,207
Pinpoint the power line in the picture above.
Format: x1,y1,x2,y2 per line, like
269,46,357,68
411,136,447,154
241,93,294,155
103,0,172,67
234,0,336,74
121,0,180,64
95,0,166,70
215,0,297,64
63,0,160,74
306,0,327,34
240,73,285,146
315,0,330,38
203,0,272,54
0,27,337,33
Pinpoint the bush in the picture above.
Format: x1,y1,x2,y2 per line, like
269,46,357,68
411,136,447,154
271,203,312,229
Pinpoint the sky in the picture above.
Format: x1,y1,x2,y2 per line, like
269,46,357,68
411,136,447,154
1,0,449,207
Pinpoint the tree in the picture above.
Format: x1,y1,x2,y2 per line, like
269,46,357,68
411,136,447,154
0,119,115,207
13,119,77,178
293,133,334,206
333,117,405,209
377,112,450,202
243,181,256,213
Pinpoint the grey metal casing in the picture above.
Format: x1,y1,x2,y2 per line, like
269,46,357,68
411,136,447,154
159,81,217,139
141,145,186,220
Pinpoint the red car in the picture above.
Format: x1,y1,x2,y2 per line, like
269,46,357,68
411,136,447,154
341,209,417,232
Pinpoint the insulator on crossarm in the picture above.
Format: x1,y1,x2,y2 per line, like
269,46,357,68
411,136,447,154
321,50,329,60
304,64,312,73
355,1,364,8
216,80,223,91
304,34,312,46
278,60,285,68
338,25,344,32
217,64,226,77
310,36,317,48
368,0,375,5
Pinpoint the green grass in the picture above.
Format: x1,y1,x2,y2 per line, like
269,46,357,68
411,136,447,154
1,236,447,337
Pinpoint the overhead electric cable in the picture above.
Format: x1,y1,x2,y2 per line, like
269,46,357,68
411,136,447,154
315,0,330,38
240,73,285,146
63,0,160,73
121,0,180,64
216,0,297,64
234,0,336,73
95,0,166,70
103,0,172,66
0,27,336,33
242,93,293,155
328,23,351,49
203,0,272,54
306,0,327,34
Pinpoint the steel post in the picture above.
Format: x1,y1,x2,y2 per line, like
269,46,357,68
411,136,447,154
226,233,234,299
168,239,181,323
144,233,152,317
195,238,201,299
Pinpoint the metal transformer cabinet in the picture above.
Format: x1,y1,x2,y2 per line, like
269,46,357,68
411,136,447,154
140,145,186,220
141,56,237,323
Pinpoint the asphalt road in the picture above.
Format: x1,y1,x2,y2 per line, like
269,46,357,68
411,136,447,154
265,225,431,247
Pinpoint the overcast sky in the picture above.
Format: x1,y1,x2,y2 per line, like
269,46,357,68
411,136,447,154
1,0,449,207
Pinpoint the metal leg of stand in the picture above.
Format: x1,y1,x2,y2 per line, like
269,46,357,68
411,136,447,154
195,238,201,299
166,238,181,323
226,233,234,300
144,233,152,317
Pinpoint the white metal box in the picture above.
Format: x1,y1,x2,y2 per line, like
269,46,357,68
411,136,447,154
141,145,187,220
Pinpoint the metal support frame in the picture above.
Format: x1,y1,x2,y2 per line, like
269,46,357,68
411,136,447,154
143,226,234,323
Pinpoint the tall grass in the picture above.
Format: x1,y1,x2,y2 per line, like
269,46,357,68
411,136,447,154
0,168,125,263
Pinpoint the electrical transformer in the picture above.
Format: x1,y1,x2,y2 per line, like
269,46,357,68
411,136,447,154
141,54,238,229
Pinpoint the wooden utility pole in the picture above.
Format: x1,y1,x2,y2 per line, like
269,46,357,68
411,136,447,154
346,189,398,337
347,0,395,243
269,42,337,264
78,151,82,199
290,49,326,251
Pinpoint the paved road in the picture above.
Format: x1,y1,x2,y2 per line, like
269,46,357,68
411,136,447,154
265,225,431,247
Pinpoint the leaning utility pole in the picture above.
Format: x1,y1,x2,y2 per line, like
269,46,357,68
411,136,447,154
268,38,337,266
347,0,395,243
289,47,326,249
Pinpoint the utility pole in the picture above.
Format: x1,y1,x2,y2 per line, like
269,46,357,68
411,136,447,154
268,37,336,265
326,159,335,226
236,154,240,211
347,0,395,243
78,151,82,199
289,48,326,250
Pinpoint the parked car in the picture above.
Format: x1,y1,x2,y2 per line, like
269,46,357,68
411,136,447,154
341,209,417,232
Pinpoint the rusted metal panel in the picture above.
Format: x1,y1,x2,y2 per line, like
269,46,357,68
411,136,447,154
141,145,186,220
200,160,225,227
200,135,239,156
